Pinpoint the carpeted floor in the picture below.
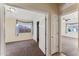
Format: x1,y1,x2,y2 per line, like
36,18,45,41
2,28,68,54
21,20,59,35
61,36,79,56
6,39,45,56
52,52,66,56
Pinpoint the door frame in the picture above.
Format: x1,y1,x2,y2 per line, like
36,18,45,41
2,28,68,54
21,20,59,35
0,4,6,56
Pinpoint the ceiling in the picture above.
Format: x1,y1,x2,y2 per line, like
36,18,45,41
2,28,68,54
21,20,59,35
5,4,45,21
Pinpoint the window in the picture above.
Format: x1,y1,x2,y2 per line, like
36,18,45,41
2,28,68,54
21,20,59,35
66,23,78,33
16,20,33,35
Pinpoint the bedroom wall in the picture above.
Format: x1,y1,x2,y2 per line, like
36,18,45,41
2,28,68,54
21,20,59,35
61,11,78,38
59,3,79,55
5,17,33,43
5,5,34,43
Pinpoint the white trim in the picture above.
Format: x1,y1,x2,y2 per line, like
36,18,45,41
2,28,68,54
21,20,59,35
78,9,79,55
0,4,6,56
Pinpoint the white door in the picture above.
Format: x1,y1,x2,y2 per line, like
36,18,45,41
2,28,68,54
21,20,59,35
51,15,58,54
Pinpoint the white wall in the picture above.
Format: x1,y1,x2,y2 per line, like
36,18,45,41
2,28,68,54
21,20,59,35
61,11,78,38
59,4,79,55
5,17,33,42
5,5,33,43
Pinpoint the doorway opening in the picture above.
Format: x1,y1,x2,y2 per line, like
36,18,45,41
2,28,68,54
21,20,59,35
37,21,39,45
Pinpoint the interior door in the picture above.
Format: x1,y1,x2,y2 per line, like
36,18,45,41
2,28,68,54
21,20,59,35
51,15,58,54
